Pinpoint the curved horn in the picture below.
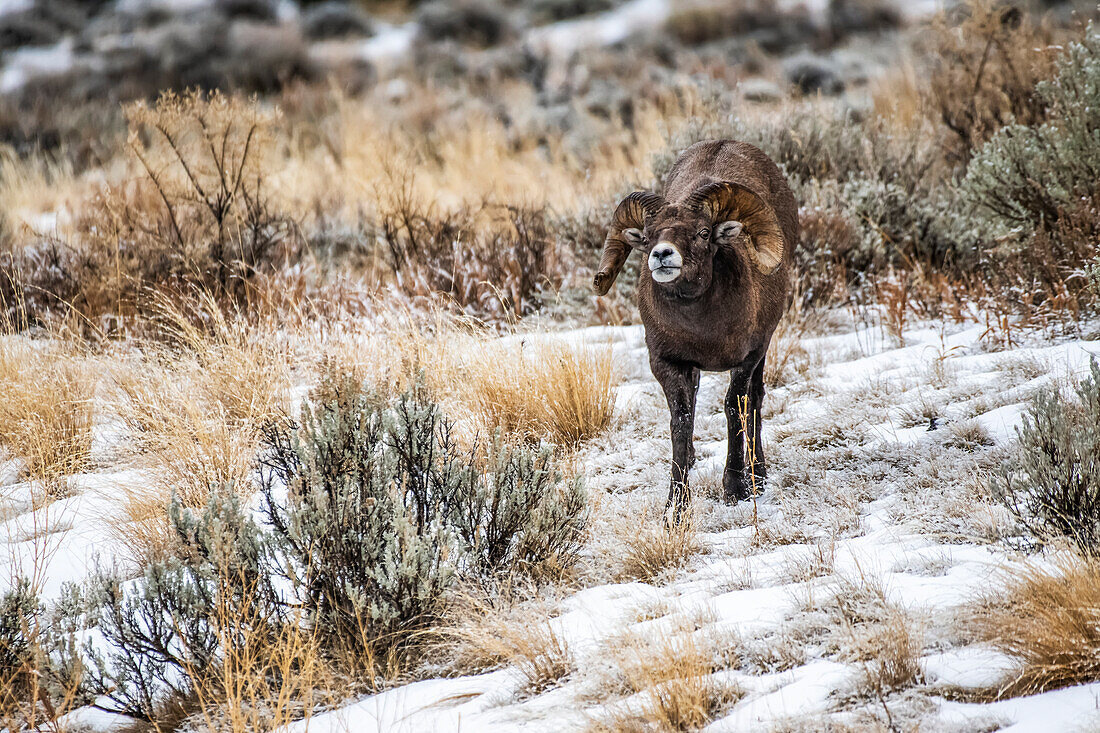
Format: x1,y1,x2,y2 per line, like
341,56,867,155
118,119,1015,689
593,191,665,295
688,182,785,275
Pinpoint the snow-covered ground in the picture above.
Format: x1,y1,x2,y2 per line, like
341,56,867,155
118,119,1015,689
265,319,1100,733
7,313,1098,731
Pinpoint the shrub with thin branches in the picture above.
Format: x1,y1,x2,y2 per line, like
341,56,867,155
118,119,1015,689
996,359,1100,557
260,378,588,646
2,91,300,333
0,579,88,728
962,22,1100,237
923,0,1058,163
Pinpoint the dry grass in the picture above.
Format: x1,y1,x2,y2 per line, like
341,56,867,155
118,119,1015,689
0,338,95,485
765,289,821,388
969,555,1100,697
316,309,615,447
943,419,994,451
849,608,925,698
615,508,702,582
468,339,615,446
112,294,289,563
186,615,342,733
590,630,742,732
447,605,574,696
781,541,837,583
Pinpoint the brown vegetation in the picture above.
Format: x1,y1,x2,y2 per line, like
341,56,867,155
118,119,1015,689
969,556,1100,697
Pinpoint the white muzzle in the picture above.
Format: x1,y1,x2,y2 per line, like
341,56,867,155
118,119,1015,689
648,242,683,283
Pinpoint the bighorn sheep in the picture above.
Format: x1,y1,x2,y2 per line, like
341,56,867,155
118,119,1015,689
594,140,796,510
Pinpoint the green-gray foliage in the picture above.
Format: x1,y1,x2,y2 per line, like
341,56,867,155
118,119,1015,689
962,23,1100,236
0,578,98,717
0,578,43,709
260,386,458,646
83,488,280,719
76,381,587,721
260,380,587,645
998,359,1100,556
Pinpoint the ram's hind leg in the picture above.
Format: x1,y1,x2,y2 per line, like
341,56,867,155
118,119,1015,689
722,363,753,502
747,353,767,490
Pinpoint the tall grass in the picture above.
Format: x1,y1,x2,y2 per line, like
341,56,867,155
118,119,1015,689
0,339,95,486
468,339,615,446
971,555,1100,697
113,293,289,563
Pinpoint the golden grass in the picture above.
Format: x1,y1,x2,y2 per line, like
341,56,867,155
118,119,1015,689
591,630,742,732
970,555,1100,697
186,612,341,733
446,601,574,695
112,294,289,563
0,338,95,484
274,86,689,225
0,148,85,233
615,508,701,582
467,339,615,446
314,305,615,447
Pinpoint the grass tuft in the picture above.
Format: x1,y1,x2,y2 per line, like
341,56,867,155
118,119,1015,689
0,339,95,485
468,339,615,446
616,509,702,582
971,555,1100,697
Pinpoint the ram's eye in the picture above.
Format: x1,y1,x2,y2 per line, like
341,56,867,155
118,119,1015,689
698,228,710,239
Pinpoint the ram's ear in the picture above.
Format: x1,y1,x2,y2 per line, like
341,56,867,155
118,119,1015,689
593,192,665,295
714,220,743,246
622,228,647,251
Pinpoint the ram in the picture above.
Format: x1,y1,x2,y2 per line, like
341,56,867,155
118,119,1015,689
594,139,797,512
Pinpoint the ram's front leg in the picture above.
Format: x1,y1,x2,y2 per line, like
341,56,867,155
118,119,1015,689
652,357,699,516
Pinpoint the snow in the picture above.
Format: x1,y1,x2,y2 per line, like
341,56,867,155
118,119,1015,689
8,313,1100,731
357,22,417,65
0,38,75,95
525,0,671,58
276,315,1100,733
0,0,30,16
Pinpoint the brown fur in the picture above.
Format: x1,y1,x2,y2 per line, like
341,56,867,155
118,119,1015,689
595,140,797,508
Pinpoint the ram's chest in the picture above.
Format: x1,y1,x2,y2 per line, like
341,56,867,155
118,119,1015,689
642,312,757,372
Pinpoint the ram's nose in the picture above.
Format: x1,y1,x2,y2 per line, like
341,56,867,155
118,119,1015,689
648,243,683,271
651,244,675,262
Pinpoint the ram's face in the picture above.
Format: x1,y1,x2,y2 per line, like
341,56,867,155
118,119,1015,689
638,207,718,296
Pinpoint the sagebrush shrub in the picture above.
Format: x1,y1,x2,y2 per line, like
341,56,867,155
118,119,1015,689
260,379,588,646
84,488,281,719
0,579,90,723
962,23,1100,236
997,359,1100,556
0,579,42,713
260,387,457,647
79,379,586,721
